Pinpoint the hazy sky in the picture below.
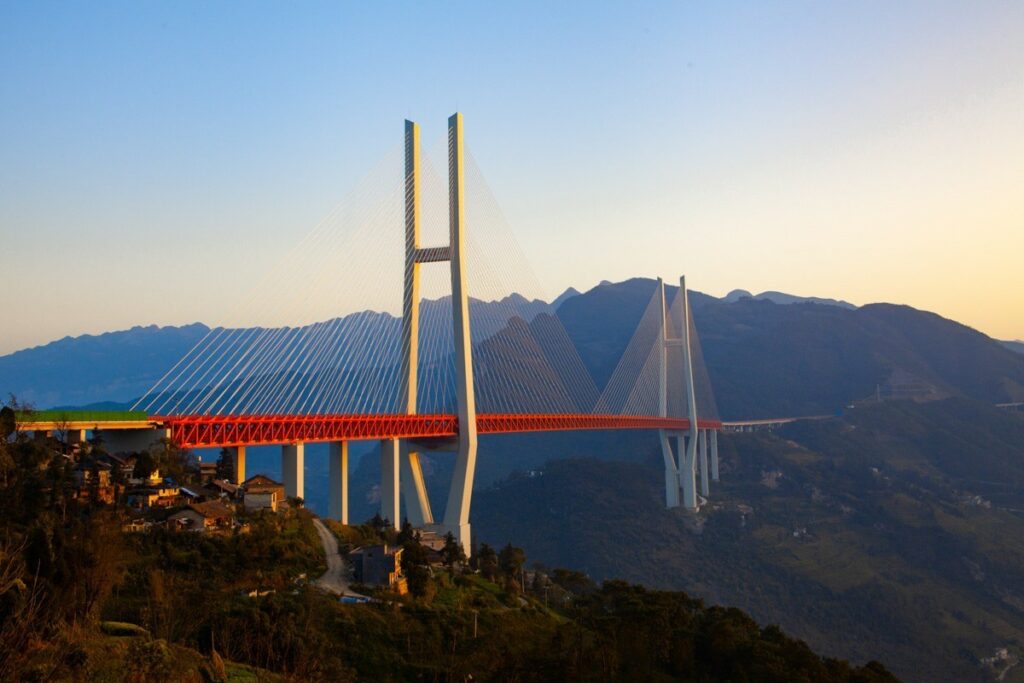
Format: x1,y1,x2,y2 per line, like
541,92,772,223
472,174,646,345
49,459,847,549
2,1,1022,355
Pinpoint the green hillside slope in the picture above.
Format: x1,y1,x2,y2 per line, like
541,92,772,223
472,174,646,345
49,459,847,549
474,398,1024,683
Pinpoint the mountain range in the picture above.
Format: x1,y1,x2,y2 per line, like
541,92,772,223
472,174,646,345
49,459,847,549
8,278,1020,420
4,277,1024,680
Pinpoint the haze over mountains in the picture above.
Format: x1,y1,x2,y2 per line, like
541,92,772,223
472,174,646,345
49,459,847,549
4,279,1022,416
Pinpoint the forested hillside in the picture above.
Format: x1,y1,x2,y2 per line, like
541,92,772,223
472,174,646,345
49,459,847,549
473,398,1024,683
0,406,897,682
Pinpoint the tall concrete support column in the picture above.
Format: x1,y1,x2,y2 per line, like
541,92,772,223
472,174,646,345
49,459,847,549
380,438,400,529
229,446,247,485
328,441,348,524
710,430,720,481
400,443,434,527
699,429,710,497
679,276,700,510
66,429,87,450
679,435,698,509
660,432,680,508
282,443,304,500
657,278,679,508
441,113,478,553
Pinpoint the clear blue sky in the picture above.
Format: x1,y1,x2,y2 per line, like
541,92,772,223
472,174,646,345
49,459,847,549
2,1,1023,353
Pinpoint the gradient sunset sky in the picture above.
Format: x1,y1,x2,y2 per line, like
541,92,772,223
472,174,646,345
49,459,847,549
2,2,1022,355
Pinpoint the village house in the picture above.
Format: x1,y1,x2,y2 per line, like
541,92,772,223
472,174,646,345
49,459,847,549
128,468,164,488
72,462,116,504
100,452,136,479
242,474,285,512
351,544,407,594
203,478,240,501
198,459,218,482
73,462,111,488
168,500,235,533
126,482,181,510
415,529,447,551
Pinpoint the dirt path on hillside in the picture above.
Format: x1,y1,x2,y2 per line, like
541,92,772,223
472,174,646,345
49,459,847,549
312,517,359,596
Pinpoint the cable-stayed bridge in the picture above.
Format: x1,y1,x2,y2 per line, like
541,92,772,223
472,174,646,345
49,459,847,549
21,114,722,550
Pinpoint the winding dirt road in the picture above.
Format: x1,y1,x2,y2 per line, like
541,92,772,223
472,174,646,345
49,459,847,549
312,517,354,595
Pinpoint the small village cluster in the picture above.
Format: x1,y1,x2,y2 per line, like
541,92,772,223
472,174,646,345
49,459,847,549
67,445,290,535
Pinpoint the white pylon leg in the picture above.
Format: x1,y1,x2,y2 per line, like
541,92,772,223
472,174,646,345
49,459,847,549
380,438,400,529
711,429,720,482
657,278,679,508
679,434,698,508
679,276,700,510
441,113,478,554
400,443,434,527
660,432,680,508
699,429,710,496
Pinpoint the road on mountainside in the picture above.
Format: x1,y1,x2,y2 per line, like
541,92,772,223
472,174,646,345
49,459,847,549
312,517,358,596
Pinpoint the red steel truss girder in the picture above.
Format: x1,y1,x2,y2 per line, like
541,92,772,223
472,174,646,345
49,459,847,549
154,413,724,449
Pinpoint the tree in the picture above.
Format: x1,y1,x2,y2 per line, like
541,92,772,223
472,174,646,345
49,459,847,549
441,532,466,570
132,451,157,480
498,543,525,578
401,540,431,599
475,543,499,581
552,568,595,596
215,448,234,481
0,406,15,440
397,520,415,545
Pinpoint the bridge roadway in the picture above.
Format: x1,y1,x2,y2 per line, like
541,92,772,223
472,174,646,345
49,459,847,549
155,413,724,449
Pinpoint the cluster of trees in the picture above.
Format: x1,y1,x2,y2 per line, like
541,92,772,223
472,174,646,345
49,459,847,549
0,402,131,680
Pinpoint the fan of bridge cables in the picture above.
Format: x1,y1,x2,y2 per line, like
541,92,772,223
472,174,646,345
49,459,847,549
133,132,602,418
594,282,719,421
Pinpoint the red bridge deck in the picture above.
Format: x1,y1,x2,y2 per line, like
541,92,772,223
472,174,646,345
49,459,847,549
155,413,724,449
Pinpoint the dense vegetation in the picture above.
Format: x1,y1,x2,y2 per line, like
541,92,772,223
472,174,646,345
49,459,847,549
0,401,900,681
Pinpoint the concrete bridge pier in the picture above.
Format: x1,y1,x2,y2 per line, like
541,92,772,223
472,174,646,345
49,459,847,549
679,434,698,509
328,441,348,524
710,430,720,481
659,431,680,508
699,429,710,497
380,438,400,528
227,446,246,485
66,428,87,450
282,443,304,500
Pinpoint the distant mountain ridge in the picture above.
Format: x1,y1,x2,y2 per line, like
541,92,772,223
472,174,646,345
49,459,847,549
723,288,857,309
3,279,1022,419
1004,339,1024,354
0,323,211,409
